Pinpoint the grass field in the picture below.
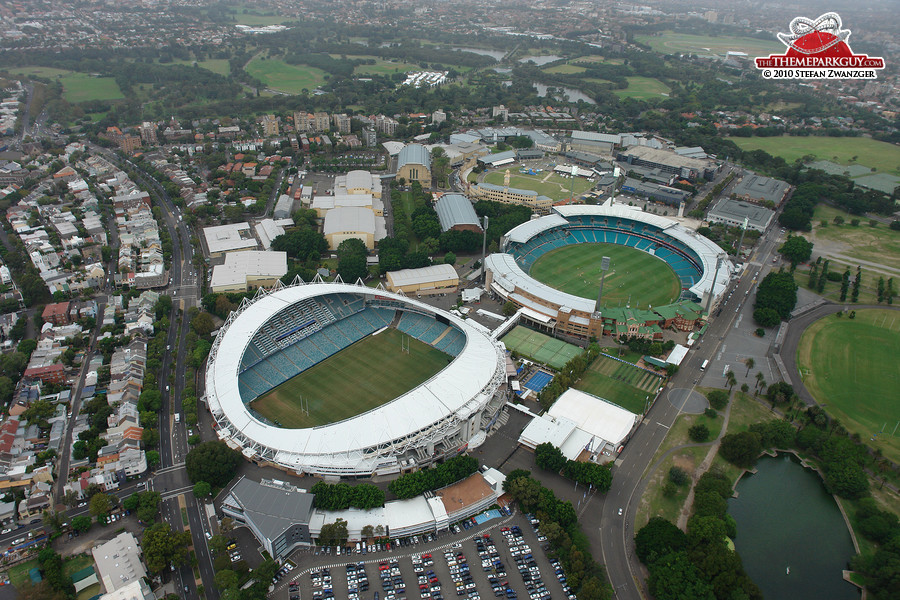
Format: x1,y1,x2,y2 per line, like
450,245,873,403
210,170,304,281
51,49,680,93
808,204,900,272
8,67,124,102
573,56,624,65
543,64,587,75
482,170,593,201
250,328,450,428
635,31,783,57
245,57,327,93
727,136,900,176
797,309,900,463
501,326,582,370
575,354,663,414
173,58,231,77
331,55,420,76
613,76,671,99
530,243,682,308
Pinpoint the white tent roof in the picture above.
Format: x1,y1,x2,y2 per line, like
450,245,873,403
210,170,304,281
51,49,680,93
548,389,639,447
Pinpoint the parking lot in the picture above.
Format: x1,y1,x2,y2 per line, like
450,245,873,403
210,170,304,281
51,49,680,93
276,511,575,600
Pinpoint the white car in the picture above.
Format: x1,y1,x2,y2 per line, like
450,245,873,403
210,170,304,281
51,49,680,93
618,508,623,516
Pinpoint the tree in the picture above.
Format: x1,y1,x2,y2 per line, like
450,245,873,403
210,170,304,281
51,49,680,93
193,481,211,499
754,271,798,323
636,517,689,564
502,301,518,317
185,441,241,488
142,523,191,573
71,515,92,533
190,311,215,337
725,370,737,393
318,518,349,546
719,431,763,469
745,357,755,377
336,238,369,281
89,493,111,517
361,525,375,539
706,390,729,410
689,424,709,442
669,467,690,487
779,234,814,266
62,490,79,508
146,450,160,468
534,442,567,473
443,252,456,265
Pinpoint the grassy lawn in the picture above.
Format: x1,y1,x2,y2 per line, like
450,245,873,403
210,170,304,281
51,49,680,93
573,56,625,65
636,445,708,529
482,170,593,201
727,136,900,176
613,76,671,99
575,354,664,414
808,204,900,272
229,4,290,26
501,326,582,370
585,78,615,85
530,243,682,308
245,57,327,93
251,328,451,428
329,55,419,76
8,67,124,102
796,309,900,463
9,558,40,588
173,58,231,77
543,64,586,75
635,31,783,57
794,261,883,305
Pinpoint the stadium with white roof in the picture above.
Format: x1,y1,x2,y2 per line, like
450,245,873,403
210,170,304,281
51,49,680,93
204,279,507,477
484,202,732,338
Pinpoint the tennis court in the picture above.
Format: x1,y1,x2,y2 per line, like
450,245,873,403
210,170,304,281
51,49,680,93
524,370,554,393
501,326,583,369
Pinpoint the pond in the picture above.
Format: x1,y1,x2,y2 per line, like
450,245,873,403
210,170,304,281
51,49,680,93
519,55,563,65
533,83,596,104
728,453,858,600
451,47,506,60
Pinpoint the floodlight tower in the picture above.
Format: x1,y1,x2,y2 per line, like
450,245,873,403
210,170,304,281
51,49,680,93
595,256,611,312
736,216,749,259
705,255,726,315
611,166,621,203
480,215,489,284
570,164,578,200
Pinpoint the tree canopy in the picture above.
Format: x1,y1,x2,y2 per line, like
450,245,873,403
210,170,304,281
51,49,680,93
185,441,241,488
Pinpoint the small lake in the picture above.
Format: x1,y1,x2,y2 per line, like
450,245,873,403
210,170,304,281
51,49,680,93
533,83,596,104
728,454,858,600
451,47,506,60
519,55,563,65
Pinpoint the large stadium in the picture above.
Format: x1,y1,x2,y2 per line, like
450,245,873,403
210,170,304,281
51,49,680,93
204,281,507,477
485,203,733,339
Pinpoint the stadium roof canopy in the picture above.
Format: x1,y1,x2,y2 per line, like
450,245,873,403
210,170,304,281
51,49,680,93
205,282,504,475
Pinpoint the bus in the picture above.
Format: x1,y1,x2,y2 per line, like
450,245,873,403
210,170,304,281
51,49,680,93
700,360,709,371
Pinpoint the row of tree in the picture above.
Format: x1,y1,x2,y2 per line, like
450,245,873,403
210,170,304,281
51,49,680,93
534,442,613,492
310,481,386,511
388,455,479,499
536,344,602,410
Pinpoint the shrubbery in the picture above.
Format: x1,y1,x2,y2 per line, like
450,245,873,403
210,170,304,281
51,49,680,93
388,455,479,499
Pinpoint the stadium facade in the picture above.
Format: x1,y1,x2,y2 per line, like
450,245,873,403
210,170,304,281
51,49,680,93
203,280,508,478
484,203,732,339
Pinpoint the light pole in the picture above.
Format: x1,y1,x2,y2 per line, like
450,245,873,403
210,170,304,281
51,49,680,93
705,255,725,315
595,256,611,312
481,215,489,285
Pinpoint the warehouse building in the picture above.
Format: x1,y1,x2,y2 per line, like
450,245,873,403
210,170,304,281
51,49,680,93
706,197,776,232
434,194,482,233
397,143,432,187
731,173,790,206
273,194,294,219
323,206,386,250
203,222,258,258
617,146,718,181
621,177,690,206
209,250,288,293
386,264,459,296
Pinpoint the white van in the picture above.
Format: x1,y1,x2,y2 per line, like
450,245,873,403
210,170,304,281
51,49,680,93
174,413,181,423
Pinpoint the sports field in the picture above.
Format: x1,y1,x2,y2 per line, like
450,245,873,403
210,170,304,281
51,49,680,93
575,354,663,415
797,309,900,463
530,243,682,308
810,204,900,272
543,64,587,75
8,67,124,103
613,76,671,100
333,55,421,76
501,326,582,370
245,57,327,94
727,136,900,177
250,328,451,429
482,170,593,201
634,31,783,57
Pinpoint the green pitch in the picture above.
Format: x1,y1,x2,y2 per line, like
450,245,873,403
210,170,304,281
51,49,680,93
575,354,663,415
530,243,682,309
482,171,593,202
501,326,582,370
250,328,451,429
797,309,900,463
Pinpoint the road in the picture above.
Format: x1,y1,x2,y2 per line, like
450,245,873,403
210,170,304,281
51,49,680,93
597,224,785,600
102,149,213,599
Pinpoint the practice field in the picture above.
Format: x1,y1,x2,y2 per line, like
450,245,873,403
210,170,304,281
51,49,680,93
501,326,582,370
727,136,900,177
530,243,682,308
797,309,900,463
613,76,671,100
245,57,327,94
482,170,593,201
635,31,783,57
810,204,900,272
332,55,423,76
575,354,663,415
250,328,451,429
8,67,124,103
543,64,587,75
